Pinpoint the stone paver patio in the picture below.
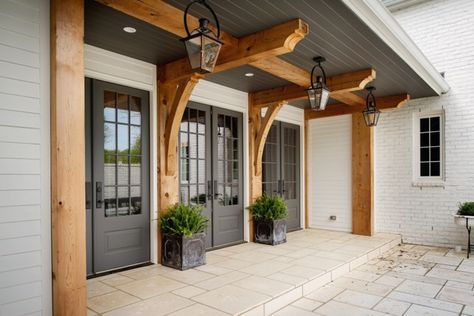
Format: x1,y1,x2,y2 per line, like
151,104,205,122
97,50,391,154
87,229,474,315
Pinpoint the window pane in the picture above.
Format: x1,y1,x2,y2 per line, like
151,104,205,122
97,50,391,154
420,163,430,177
117,124,129,153
189,133,197,158
117,186,130,216
190,185,198,205
420,148,429,162
117,94,129,124
180,159,189,184
104,155,116,186
189,108,198,133
130,157,141,185
198,184,206,205
104,123,116,152
431,147,440,162
180,132,189,158
420,133,429,147
117,156,129,185
431,132,440,146
180,109,189,132
198,111,206,134
130,96,141,125
420,118,429,132
130,126,141,155
104,91,116,122
131,186,141,214
431,162,440,177
430,117,440,131
104,186,116,217
180,186,189,204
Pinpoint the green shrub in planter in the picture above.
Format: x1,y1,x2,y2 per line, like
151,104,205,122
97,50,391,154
248,194,288,245
457,202,474,216
159,203,208,270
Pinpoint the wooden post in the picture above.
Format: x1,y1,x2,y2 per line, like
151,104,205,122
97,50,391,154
50,0,86,315
248,99,285,240
157,74,201,260
352,114,374,236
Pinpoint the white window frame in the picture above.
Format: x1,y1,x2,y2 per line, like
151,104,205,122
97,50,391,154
412,109,445,187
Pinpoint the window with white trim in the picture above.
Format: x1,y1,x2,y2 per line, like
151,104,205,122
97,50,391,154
414,111,444,181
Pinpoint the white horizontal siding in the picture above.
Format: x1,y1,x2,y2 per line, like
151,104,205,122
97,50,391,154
308,115,352,232
0,0,50,315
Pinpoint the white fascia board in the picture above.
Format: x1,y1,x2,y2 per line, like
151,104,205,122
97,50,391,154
342,0,450,95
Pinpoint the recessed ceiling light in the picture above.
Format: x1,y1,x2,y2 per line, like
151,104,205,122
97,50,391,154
123,26,136,34
245,73,254,77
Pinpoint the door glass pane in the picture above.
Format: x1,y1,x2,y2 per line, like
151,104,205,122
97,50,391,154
180,187,189,204
130,156,141,185
118,124,129,153
130,96,141,125
130,186,141,214
104,155,116,186
117,186,129,216
117,94,129,124
104,186,116,217
104,91,116,122
104,123,116,152
189,133,197,158
130,126,141,155
189,109,198,133
190,185,198,205
198,111,206,134
117,156,129,185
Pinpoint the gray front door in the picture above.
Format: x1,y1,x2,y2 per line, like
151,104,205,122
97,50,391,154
179,102,244,248
262,121,300,231
86,79,150,275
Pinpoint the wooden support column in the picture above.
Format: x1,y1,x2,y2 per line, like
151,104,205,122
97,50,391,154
352,114,374,236
248,100,286,239
158,74,202,211
50,0,86,315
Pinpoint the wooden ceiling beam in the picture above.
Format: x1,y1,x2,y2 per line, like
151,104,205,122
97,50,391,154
250,57,311,87
95,0,238,46
304,94,410,120
250,69,376,107
160,19,309,82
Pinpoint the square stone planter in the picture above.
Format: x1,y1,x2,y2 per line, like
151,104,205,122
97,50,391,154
161,232,206,270
254,219,287,245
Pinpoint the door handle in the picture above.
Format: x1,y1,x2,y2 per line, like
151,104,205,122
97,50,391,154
96,181,103,208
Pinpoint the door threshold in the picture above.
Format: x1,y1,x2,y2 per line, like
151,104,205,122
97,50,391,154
87,261,153,279
207,240,245,252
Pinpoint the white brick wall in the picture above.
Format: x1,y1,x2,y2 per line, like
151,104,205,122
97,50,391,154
376,0,474,247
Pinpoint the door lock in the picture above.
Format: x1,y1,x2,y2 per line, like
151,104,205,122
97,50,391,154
96,181,103,208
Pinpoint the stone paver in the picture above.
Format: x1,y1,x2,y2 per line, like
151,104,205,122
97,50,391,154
86,229,474,315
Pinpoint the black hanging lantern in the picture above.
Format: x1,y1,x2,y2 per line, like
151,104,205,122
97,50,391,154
363,86,381,127
306,56,330,111
181,0,223,73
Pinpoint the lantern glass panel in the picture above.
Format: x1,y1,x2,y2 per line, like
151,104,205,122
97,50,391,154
201,35,222,73
184,35,203,72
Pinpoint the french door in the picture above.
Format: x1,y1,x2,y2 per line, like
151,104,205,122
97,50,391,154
179,102,244,248
262,121,301,231
86,78,150,275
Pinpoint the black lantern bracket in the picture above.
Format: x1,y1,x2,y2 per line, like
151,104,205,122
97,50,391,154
310,56,327,88
182,0,222,44
306,56,330,111
363,86,381,127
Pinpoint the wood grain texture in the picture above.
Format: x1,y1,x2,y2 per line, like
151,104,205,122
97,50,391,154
159,19,309,82
50,0,87,315
250,69,376,107
305,94,410,120
351,114,374,236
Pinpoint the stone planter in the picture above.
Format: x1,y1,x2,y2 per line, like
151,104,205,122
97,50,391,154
254,219,287,245
453,214,474,258
161,232,206,270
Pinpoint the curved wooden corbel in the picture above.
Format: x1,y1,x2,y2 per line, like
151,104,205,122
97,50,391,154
254,101,287,176
161,74,202,176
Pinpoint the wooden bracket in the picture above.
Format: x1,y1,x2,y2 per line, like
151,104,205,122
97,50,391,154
252,101,286,176
159,74,202,176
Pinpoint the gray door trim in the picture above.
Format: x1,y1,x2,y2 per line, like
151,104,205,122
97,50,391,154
89,79,151,274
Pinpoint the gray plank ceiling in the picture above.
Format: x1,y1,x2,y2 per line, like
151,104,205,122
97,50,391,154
86,0,440,109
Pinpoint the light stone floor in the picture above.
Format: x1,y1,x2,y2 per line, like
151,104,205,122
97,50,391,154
86,229,474,316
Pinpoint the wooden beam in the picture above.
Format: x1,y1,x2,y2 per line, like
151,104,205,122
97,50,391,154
352,114,374,236
250,69,376,107
160,19,309,82
305,94,410,120
250,57,310,87
51,0,86,315
95,0,238,47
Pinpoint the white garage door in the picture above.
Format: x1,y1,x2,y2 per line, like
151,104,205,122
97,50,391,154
307,115,352,232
